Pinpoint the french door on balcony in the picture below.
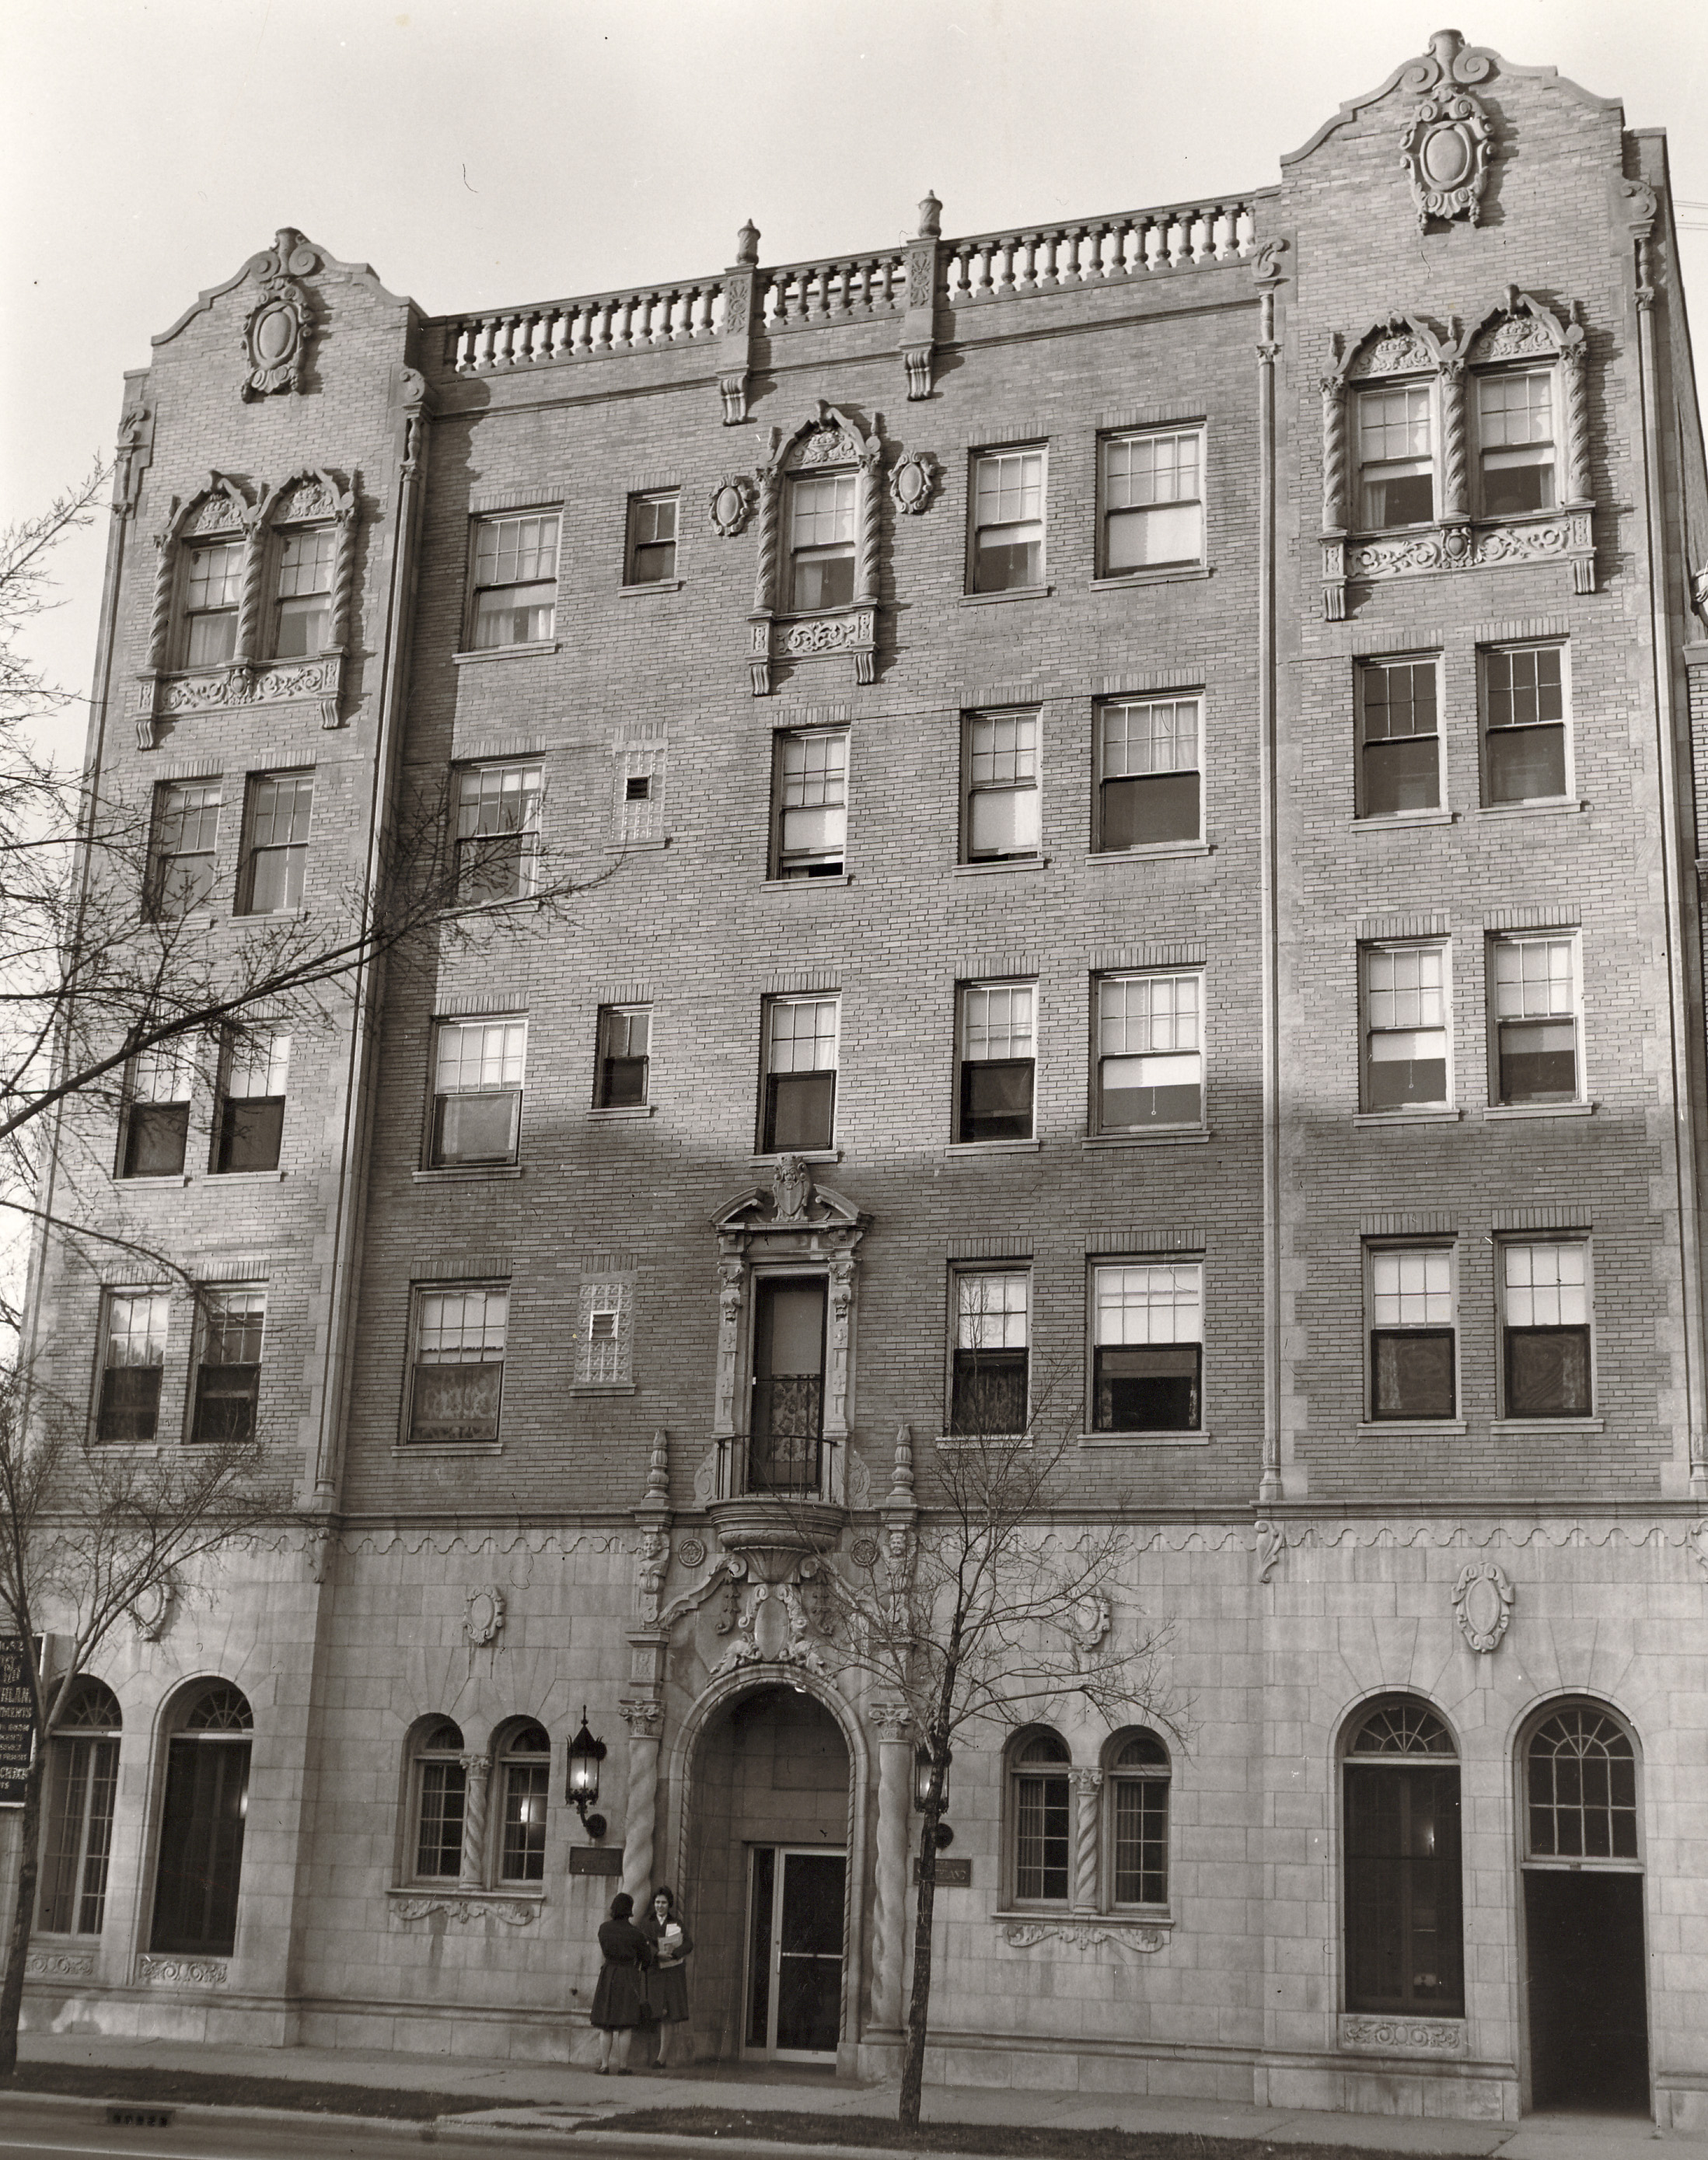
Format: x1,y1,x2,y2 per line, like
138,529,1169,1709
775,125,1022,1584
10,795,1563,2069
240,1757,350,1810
749,1277,826,1496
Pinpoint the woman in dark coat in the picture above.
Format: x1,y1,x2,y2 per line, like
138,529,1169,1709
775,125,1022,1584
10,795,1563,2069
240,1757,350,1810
637,1886,694,2067
591,1892,655,2074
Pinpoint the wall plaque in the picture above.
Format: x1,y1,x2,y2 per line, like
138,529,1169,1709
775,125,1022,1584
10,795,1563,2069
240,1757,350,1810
568,1846,624,1877
913,1857,971,1887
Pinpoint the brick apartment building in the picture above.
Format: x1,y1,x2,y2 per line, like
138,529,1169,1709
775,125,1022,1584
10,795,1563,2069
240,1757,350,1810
15,25,1708,2130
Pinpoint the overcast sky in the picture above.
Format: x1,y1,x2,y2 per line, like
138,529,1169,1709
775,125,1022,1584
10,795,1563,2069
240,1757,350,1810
4,0,1705,760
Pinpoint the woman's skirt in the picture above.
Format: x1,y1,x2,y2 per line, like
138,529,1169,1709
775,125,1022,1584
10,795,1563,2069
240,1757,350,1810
590,1960,649,2029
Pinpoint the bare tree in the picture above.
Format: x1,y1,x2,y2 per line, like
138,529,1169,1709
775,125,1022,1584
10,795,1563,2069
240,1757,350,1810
0,1365,277,2074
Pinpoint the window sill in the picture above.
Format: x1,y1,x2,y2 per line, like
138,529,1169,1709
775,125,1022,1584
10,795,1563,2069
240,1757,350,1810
1079,1430,1210,1448
944,1139,1042,1156
1091,567,1210,590
1353,809,1455,830
603,837,672,855
452,641,560,665
412,1165,525,1183
1083,1130,1210,1148
1086,841,1210,862
1490,1416,1604,1433
751,1148,841,1167
1483,1102,1594,1120
388,1885,545,1904
763,872,855,890
235,907,310,922
1355,1419,1468,1435
1353,1110,1461,1128
571,1382,638,1396
208,1168,288,1183
955,856,1050,876
88,1443,162,1458
1477,798,1587,820
392,1441,505,1457
618,579,685,597
936,1433,1032,1450
114,1173,193,1189
588,1105,655,1120
960,585,1053,606
990,1910,1175,1930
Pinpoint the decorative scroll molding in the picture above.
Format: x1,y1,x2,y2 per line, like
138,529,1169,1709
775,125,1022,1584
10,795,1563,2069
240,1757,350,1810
391,1896,539,1928
709,474,758,537
463,1585,507,1646
1453,1561,1514,1652
26,1950,96,1980
1003,1922,1166,1956
1346,509,1594,592
1397,32,1496,230
1254,1521,1285,1585
241,229,321,399
1061,1595,1111,1655
1689,1522,1708,1579
676,1535,707,1571
1339,2011,1469,2058
748,403,883,694
137,1953,228,1987
889,450,940,515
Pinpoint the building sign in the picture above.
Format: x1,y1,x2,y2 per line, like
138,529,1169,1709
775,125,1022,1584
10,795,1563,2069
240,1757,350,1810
568,1846,623,1877
913,1857,972,1888
0,1638,37,1806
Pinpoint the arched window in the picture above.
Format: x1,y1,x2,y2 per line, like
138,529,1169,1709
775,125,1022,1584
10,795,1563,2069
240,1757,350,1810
37,1679,121,1935
411,1719,466,1882
1342,1696,1462,2017
1008,1728,1071,1905
497,1721,550,1884
1105,1729,1170,1909
1526,1706,1636,1861
151,1682,252,1959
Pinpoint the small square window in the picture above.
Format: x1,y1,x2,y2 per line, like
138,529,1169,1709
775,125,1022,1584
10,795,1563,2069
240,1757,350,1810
470,512,559,649
1367,1246,1456,1420
1478,371,1557,518
408,1286,508,1444
1096,973,1203,1131
1096,697,1201,849
274,528,335,658
596,1005,651,1107
774,730,848,877
1357,386,1434,530
239,772,313,914
951,1270,1029,1434
963,711,1039,862
762,997,838,1152
96,1291,169,1445
787,474,856,612
957,981,1035,1142
971,448,1046,592
627,492,679,584
1491,934,1581,1105
1361,943,1450,1113
146,780,222,918
1358,659,1441,816
183,541,243,667
1483,646,1569,804
431,1019,526,1166
1101,430,1204,572
214,1029,291,1173
120,1040,195,1178
454,763,542,903
191,1288,265,1445
1500,1241,1592,1417
1092,1262,1203,1432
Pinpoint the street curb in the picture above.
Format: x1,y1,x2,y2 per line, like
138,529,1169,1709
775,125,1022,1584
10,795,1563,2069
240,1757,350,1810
1,2088,470,2141
565,2137,1022,2160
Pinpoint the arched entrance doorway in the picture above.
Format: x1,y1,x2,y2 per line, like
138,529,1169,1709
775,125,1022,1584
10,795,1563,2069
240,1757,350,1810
681,1684,851,2065
1520,1701,1649,2114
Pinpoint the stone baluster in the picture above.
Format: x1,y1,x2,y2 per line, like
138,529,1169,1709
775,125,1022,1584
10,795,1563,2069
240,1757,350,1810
1562,338,1591,503
1070,1767,1103,1914
459,1753,492,1889
1439,359,1469,523
870,1704,914,2030
1320,376,1348,533
618,1699,665,1903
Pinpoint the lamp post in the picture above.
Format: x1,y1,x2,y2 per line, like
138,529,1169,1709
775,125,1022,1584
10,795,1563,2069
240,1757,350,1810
567,1707,608,1840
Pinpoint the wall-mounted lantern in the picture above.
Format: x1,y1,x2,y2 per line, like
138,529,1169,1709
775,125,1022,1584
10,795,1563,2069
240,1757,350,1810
914,1741,955,1848
567,1707,608,1840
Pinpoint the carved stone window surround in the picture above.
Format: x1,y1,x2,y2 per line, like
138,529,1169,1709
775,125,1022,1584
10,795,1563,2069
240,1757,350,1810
749,404,885,694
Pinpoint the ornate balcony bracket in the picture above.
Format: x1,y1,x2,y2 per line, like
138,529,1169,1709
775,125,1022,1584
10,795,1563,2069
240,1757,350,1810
136,652,347,747
1322,510,1594,617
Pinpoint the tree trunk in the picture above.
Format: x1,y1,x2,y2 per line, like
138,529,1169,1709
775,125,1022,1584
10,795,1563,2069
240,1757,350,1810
0,1745,44,2078
897,1795,940,2130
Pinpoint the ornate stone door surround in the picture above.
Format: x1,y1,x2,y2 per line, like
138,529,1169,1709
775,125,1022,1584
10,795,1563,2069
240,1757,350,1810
748,404,884,694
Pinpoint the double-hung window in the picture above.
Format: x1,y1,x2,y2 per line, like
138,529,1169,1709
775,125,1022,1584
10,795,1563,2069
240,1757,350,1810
773,730,848,877
183,542,243,667
407,1288,508,1445
239,772,313,914
787,474,856,611
971,448,1045,592
190,1288,265,1445
957,981,1035,1142
431,1019,526,1167
455,763,542,902
1483,646,1569,803
1492,935,1580,1104
1358,659,1441,816
626,492,679,585
1101,429,1203,572
470,513,558,649
1092,1262,1203,1432
761,997,838,1153
1362,943,1449,1113
1357,385,1434,530
215,1029,290,1173
1500,1241,1591,1417
1478,371,1556,516
1096,697,1201,849
951,1270,1029,1436
274,528,334,657
147,780,222,918
1096,973,1203,1132
1367,1246,1455,1420
96,1291,169,1445
121,1040,194,1178
962,710,1039,862
596,1005,651,1108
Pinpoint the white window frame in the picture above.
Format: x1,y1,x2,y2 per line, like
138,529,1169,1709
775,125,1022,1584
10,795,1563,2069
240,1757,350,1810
625,491,679,587
214,1027,291,1175
1088,1260,1204,1435
494,1721,552,1884
962,708,1041,864
1094,972,1204,1135
784,470,857,614
119,1040,195,1180
453,761,543,902
1103,1729,1172,1913
405,1284,509,1447
239,771,314,916
1497,1237,1594,1420
1475,367,1561,521
1099,428,1205,575
594,1005,651,1110
948,1267,1031,1438
772,728,849,879
148,778,222,919
1364,1243,1458,1423
1006,1727,1072,1907
1357,655,1442,820
575,1277,634,1387
188,1286,266,1447
272,525,336,659
1360,940,1452,1116
1354,382,1436,533
760,994,840,1155
467,511,560,651
95,1289,170,1447
429,1018,527,1169
408,1718,469,1882
1479,643,1572,807
1094,696,1203,851
181,538,244,669
956,980,1036,1144
1489,932,1583,1107
969,446,1046,595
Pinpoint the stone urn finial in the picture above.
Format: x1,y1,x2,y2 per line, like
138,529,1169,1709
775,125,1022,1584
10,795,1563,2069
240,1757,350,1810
735,219,760,267
917,191,942,240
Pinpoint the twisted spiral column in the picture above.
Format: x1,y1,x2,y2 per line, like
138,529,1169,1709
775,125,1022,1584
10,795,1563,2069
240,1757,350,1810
752,469,781,614
458,1753,491,1889
857,448,884,607
329,498,360,650
1319,379,1346,532
1562,343,1591,502
1440,360,1469,521
1070,1767,1103,1914
619,1703,664,1902
146,521,179,673
233,518,267,668
870,1708,913,2030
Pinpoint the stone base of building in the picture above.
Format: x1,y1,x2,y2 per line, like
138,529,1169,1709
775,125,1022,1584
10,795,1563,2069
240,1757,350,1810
19,1983,292,2048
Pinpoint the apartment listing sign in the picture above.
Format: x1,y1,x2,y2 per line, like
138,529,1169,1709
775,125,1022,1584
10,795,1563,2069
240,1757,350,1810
0,1638,36,1805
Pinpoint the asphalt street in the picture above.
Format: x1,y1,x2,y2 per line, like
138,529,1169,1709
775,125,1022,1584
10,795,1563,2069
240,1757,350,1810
0,2099,575,2160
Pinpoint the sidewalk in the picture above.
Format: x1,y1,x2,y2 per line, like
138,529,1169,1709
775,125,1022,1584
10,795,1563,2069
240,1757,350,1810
16,2029,1702,2158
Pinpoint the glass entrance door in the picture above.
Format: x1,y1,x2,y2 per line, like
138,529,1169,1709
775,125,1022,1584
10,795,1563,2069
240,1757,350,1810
743,1846,845,2060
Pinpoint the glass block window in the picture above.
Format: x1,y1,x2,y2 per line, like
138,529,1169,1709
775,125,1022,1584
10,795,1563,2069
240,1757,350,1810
96,1291,169,1445
1493,935,1579,1104
431,1019,526,1167
1092,1262,1203,1432
575,1278,633,1386
774,730,848,877
958,982,1036,1142
762,996,839,1152
964,711,1040,861
1363,944,1448,1111
408,1288,508,1445
1097,973,1203,1131
1097,697,1201,848
972,448,1046,592
455,764,543,903
471,513,559,648
1102,430,1203,571
1502,1242,1591,1417
1368,1248,1455,1420
274,527,335,657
